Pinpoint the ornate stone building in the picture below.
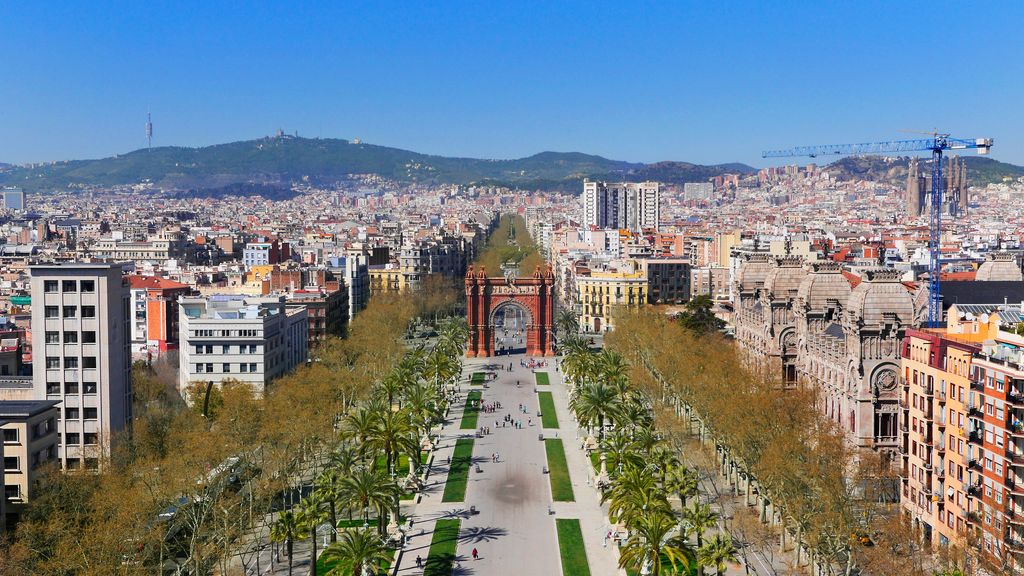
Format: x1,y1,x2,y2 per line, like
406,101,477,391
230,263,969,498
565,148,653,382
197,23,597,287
735,257,918,453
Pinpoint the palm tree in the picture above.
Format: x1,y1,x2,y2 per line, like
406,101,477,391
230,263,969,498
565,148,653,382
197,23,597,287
597,349,629,392
320,528,391,576
697,533,739,576
666,466,700,510
601,429,644,474
423,349,458,393
318,468,345,543
298,494,328,576
342,408,378,456
618,510,694,576
569,380,622,442
365,408,417,478
339,466,400,536
603,465,672,527
556,308,579,338
682,502,718,548
270,511,302,576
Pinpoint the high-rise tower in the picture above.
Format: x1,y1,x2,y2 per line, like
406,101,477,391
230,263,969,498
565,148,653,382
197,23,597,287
145,112,153,149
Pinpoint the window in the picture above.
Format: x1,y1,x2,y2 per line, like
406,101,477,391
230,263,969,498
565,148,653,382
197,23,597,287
83,357,97,369
84,458,99,470
196,363,205,373
250,362,257,372
64,382,79,394
66,459,81,470
45,306,59,318
65,407,79,419
206,363,213,373
64,357,78,369
63,331,78,343
240,363,248,373
83,407,97,420
80,280,95,292
62,280,77,292
63,306,77,318
65,432,80,445
45,382,60,394
81,306,96,318
45,357,60,369
4,456,19,472
45,331,60,343
222,345,231,354
4,485,19,500
83,432,98,445
2,429,17,443
43,280,58,293
223,363,231,373
83,382,97,394
82,331,96,344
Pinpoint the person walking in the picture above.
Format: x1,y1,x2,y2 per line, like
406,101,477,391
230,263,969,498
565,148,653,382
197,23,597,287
416,555,423,567
472,548,479,560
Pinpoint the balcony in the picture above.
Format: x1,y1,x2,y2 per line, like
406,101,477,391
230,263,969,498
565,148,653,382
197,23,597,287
968,406,984,419
967,483,983,498
923,461,934,471
935,441,946,455
970,379,984,392
900,422,909,433
899,399,909,409
898,443,908,456
968,458,983,471
968,430,983,444
1010,452,1024,466
1007,539,1024,554
1009,392,1024,407
938,390,947,403
967,511,982,524
924,386,935,398
936,469,945,480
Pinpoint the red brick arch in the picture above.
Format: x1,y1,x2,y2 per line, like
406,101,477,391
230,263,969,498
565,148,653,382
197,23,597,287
465,265,556,357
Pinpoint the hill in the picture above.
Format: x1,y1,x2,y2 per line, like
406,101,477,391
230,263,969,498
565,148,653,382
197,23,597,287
0,136,755,193
823,155,1024,186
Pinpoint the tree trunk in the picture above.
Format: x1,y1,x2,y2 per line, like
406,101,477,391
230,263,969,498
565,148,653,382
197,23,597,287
329,500,337,543
310,532,318,576
287,540,294,576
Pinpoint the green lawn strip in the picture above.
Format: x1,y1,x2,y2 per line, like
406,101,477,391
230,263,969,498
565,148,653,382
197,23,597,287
555,519,591,576
470,372,486,385
459,390,482,430
424,518,461,576
317,540,395,574
538,391,559,428
535,371,550,385
589,450,601,472
441,438,475,502
626,557,696,576
545,438,574,502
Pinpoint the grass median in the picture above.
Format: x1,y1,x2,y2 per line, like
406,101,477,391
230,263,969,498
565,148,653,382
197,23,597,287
442,438,475,502
460,390,482,430
556,519,591,576
470,372,486,385
424,518,461,576
535,371,550,385
538,391,559,428
545,438,574,501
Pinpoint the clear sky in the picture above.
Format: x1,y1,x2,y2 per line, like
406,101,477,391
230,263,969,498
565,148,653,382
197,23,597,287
1,2,1021,167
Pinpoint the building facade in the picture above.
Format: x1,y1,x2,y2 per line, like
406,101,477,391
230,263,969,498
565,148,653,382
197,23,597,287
178,295,308,396
577,266,648,333
30,263,132,469
581,180,660,232
1,400,60,530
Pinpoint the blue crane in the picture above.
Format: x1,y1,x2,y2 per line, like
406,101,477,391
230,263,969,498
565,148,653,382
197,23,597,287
762,134,993,327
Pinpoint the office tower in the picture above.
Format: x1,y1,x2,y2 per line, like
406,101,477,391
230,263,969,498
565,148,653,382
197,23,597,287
30,263,132,470
178,295,308,396
582,180,660,232
2,187,24,212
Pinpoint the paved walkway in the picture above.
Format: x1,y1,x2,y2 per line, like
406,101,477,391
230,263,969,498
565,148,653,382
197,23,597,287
394,351,623,576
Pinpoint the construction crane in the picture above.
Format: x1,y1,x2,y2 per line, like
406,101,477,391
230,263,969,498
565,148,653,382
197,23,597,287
762,134,993,327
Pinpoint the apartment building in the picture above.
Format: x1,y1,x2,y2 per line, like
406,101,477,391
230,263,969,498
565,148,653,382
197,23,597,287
1,400,60,531
581,180,660,232
369,263,407,294
30,263,131,469
284,288,348,346
127,275,193,357
576,263,647,333
900,328,978,550
638,258,690,304
178,295,308,396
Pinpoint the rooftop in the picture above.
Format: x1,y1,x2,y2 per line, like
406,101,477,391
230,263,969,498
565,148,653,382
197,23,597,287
0,400,61,419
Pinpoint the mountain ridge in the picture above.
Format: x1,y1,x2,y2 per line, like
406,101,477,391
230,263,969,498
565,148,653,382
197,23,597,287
0,136,754,193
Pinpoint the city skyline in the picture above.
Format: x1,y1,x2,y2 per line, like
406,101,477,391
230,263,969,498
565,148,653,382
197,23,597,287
1,2,1022,167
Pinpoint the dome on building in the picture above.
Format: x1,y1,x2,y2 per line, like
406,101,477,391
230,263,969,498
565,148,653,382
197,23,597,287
976,252,1022,281
796,261,852,312
846,269,915,327
763,256,808,301
736,253,773,293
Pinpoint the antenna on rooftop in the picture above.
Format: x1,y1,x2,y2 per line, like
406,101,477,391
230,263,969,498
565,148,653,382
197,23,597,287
145,112,153,150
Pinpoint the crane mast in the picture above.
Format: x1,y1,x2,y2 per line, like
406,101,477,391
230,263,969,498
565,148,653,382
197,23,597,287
762,135,993,327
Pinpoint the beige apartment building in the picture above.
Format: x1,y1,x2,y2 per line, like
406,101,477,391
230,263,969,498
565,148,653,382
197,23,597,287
30,263,132,470
1,400,60,531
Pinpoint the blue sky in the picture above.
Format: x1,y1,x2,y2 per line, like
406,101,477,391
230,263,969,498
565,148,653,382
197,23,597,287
1,1,1021,167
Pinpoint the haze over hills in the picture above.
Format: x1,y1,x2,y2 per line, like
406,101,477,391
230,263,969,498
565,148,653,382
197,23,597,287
821,155,1024,186
0,135,755,193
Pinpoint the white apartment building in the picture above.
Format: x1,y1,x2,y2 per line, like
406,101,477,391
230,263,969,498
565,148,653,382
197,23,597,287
178,295,308,396
581,180,660,232
30,263,132,470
